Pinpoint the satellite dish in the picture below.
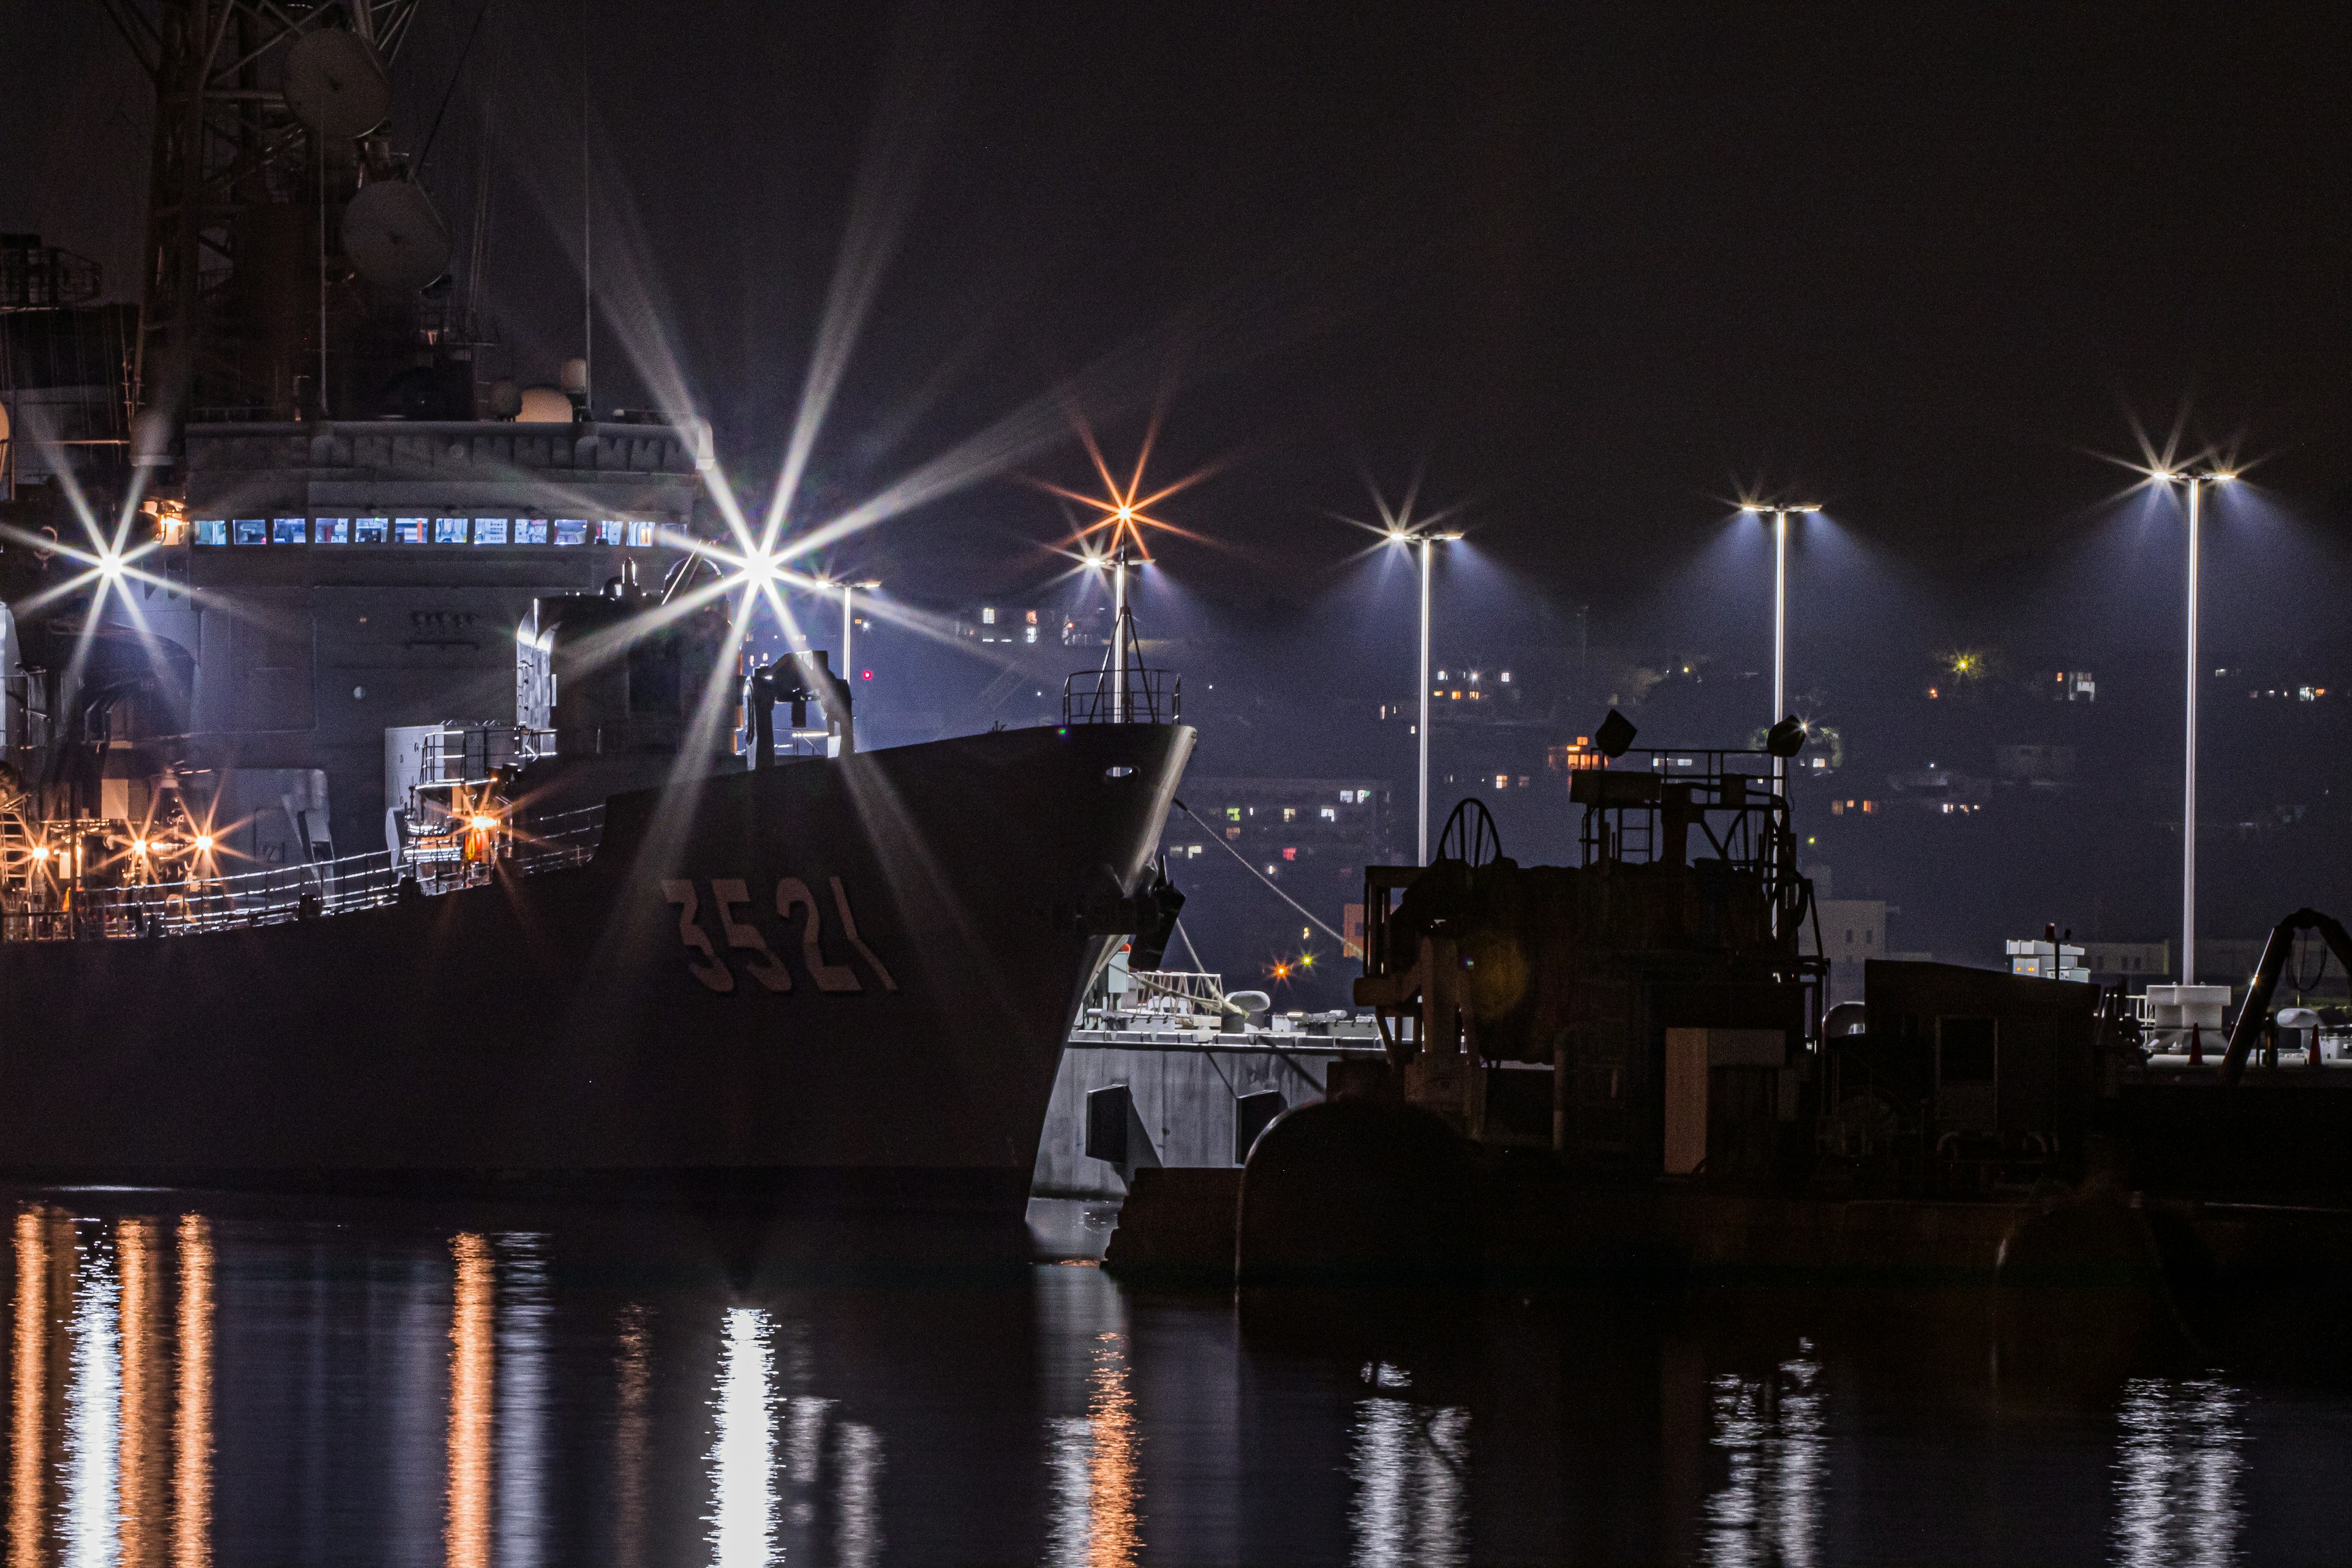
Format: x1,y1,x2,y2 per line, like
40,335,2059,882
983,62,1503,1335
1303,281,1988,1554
486,379,523,419
516,386,572,424
1224,990,1272,1017
2278,1008,2323,1030
342,180,452,293
283,29,391,140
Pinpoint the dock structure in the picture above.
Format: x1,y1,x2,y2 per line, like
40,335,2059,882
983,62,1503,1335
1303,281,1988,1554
1038,964,1385,1200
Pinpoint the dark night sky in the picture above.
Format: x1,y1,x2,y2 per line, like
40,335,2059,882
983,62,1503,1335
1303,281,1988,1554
5,1,2348,656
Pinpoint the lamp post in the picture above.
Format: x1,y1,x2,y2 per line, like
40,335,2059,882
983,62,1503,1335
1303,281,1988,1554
1743,501,1820,795
1110,539,1133,720
2161,467,2234,986
839,578,879,673
1391,527,1462,865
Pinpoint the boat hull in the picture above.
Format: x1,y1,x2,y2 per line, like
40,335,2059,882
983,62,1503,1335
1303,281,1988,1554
0,723,1193,1213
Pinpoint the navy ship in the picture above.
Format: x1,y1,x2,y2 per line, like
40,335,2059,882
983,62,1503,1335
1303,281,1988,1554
0,4,1194,1214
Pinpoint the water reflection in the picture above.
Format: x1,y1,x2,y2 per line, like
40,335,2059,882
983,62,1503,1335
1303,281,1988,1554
1348,1366,1469,1568
9,1212,48,1568
1703,1342,1825,1568
168,1216,209,1568
2114,1378,2245,1568
834,1420,882,1568
115,1220,162,1567
445,1233,494,1568
1044,1271,1139,1568
13,1196,2352,1562
612,1304,651,1568
707,1308,776,1568
63,1227,118,1568
494,1237,548,1568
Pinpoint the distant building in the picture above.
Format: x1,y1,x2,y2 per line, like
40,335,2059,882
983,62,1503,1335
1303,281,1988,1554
1815,898,1887,1005
1158,775,1393,1006
2079,940,2169,986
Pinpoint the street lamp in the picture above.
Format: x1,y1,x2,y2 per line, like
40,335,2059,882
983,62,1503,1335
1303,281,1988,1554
837,578,880,672
1741,501,1820,794
2157,466,2235,986
1390,527,1462,865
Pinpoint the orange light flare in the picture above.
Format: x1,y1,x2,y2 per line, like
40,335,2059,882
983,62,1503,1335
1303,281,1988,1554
1022,404,1231,562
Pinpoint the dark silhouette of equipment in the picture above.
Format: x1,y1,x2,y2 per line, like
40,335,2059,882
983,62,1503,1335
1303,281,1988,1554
1125,858,1187,971
1765,715,1807,758
2220,908,2352,1085
745,650,856,768
1594,707,1638,760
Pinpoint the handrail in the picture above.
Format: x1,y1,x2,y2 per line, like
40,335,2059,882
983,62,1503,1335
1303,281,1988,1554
1061,667,1181,725
0,806,603,943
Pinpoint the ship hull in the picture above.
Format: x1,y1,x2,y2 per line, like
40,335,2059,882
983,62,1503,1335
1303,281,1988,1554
0,723,1193,1216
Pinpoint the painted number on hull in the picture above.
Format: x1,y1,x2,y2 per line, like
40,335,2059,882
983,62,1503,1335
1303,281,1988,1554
660,878,899,995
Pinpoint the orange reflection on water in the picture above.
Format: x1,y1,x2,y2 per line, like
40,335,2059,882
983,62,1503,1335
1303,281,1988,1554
9,1210,47,1568
117,1218,165,1568
1085,1333,1139,1568
172,1213,213,1568
446,1234,494,1568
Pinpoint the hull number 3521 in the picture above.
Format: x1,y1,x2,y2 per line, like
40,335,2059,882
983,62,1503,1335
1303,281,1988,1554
661,876,899,995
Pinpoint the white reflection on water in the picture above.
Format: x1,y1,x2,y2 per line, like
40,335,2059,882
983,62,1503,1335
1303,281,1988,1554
2113,1378,2244,1568
835,1420,883,1568
707,1308,777,1568
1704,1343,1824,1568
1348,1395,1469,1568
494,1236,549,1568
63,1232,119,1568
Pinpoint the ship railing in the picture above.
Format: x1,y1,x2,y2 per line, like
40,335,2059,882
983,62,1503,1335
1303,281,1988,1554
1061,668,1180,725
0,805,605,941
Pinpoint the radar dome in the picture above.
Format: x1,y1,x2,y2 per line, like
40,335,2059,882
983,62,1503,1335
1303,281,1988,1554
557,357,589,396
342,180,451,293
516,386,573,424
284,29,390,139
486,379,523,419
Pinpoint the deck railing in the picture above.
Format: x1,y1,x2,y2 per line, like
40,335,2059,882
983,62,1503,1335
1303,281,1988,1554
0,807,603,943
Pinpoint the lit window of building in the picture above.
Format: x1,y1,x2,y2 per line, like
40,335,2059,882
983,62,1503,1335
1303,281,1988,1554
982,607,996,625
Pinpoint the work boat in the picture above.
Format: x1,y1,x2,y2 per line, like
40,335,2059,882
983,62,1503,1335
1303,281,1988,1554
0,606,1192,1217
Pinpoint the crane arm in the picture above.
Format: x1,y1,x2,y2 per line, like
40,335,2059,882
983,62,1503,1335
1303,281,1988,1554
2220,908,2352,1084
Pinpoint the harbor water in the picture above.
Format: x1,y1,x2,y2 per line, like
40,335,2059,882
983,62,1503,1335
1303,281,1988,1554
3,1188,2348,1565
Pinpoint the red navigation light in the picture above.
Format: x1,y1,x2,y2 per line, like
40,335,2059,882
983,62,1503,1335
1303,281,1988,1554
861,669,873,680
